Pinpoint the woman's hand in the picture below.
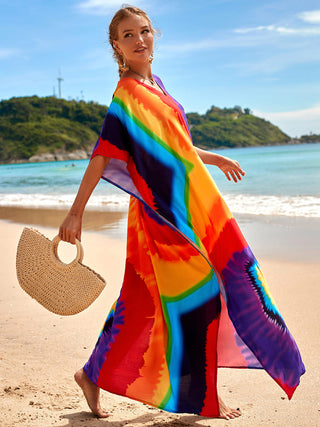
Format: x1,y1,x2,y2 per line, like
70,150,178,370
217,156,245,183
59,211,82,244
194,147,245,183
57,155,110,244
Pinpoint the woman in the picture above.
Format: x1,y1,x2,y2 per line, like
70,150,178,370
59,6,304,421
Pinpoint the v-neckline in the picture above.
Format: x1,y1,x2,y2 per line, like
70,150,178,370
117,76,191,138
120,76,168,97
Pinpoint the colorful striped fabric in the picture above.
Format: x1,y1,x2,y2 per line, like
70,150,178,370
83,76,305,416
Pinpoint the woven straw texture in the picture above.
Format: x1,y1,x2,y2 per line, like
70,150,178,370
16,227,106,315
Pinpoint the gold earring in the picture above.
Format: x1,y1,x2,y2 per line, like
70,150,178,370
149,52,154,63
119,58,128,73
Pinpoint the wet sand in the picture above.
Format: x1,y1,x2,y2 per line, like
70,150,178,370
0,208,319,426
0,206,128,238
1,205,319,260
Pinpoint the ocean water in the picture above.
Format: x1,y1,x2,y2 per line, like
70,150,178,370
0,143,319,218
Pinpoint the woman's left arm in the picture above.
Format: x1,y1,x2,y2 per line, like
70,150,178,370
195,147,245,183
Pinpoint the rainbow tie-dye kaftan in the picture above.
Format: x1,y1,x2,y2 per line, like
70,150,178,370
83,76,305,417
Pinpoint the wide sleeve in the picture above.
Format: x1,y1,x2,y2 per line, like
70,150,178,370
91,94,145,201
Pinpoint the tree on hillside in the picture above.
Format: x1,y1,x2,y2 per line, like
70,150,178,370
0,96,297,163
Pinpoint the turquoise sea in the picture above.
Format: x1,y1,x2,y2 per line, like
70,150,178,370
0,143,319,218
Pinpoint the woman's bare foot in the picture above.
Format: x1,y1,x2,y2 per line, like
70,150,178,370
74,368,109,418
218,395,241,420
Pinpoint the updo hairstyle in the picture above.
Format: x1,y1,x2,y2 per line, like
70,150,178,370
108,5,159,77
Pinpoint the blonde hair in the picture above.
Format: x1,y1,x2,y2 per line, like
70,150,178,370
108,5,159,77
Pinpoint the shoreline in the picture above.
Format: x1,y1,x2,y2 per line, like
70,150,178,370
0,205,319,262
0,206,128,239
1,141,319,165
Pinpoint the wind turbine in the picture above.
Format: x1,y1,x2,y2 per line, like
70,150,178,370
57,69,64,99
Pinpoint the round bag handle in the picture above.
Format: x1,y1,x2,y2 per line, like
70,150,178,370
51,235,84,267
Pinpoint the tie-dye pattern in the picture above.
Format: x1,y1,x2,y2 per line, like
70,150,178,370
83,76,305,416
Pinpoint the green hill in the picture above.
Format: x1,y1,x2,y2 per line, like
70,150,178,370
0,96,294,163
187,106,290,148
297,133,320,143
0,96,106,162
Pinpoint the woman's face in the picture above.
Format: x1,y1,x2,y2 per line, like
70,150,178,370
113,14,154,66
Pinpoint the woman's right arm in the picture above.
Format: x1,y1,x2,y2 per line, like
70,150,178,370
59,155,109,244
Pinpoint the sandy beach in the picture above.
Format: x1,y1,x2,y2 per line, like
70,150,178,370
0,210,319,426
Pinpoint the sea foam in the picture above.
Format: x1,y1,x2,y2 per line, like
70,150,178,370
0,192,319,218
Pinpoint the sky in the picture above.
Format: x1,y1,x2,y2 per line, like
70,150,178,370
1,0,320,137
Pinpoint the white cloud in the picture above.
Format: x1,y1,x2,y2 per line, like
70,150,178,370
234,25,273,34
76,0,146,15
299,10,320,24
0,48,20,59
158,32,272,56
234,24,320,36
234,10,320,37
253,105,320,137
161,12,320,58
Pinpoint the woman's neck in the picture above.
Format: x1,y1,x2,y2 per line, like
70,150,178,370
125,62,153,80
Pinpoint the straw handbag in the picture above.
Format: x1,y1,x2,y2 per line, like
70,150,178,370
16,227,106,315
